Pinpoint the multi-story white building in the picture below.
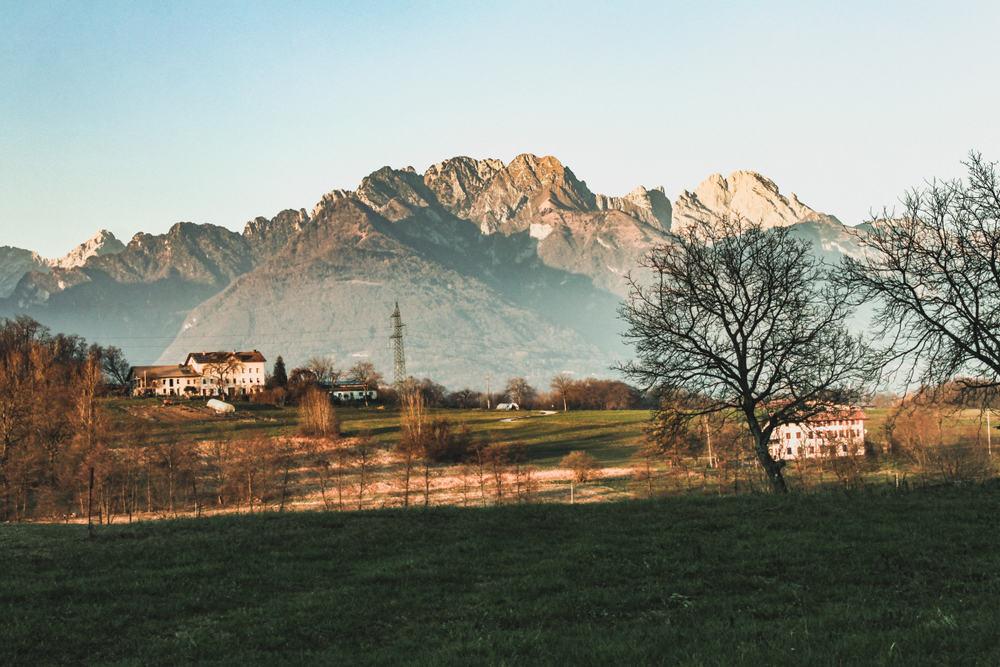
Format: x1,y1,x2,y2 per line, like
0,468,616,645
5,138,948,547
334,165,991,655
769,407,869,459
129,350,267,397
184,350,267,397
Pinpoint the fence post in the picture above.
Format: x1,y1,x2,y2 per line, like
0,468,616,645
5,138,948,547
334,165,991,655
87,467,94,539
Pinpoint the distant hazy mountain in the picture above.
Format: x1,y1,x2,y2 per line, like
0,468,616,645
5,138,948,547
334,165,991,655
0,247,47,300
0,230,125,299
0,155,859,389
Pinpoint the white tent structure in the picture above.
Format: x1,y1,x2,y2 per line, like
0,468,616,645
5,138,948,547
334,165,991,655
207,398,236,414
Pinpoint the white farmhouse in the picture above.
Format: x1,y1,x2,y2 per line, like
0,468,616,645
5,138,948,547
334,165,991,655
129,350,267,397
184,350,267,397
127,364,204,397
769,407,869,459
329,382,377,402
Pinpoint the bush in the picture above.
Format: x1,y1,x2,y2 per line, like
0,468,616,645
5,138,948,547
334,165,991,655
562,451,599,483
297,386,339,439
251,388,287,407
918,441,996,485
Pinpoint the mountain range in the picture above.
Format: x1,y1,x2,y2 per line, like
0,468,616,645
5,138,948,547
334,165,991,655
0,155,864,390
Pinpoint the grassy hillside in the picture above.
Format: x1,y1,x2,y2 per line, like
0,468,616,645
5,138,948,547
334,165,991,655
3,486,998,666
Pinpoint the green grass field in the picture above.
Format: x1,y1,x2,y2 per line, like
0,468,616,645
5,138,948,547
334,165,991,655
107,398,653,467
94,399,1000,506
3,485,999,666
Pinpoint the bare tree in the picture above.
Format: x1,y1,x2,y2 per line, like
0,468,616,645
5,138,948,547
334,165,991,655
204,356,245,398
349,361,383,391
503,377,536,407
306,356,340,385
102,346,130,388
839,152,1000,395
352,430,379,510
447,387,482,409
348,361,383,406
550,373,573,411
619,215,875,493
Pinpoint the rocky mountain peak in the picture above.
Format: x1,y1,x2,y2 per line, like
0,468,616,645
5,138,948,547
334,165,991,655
456,153,597,234
243,209,309,258
672,170,829,232
423,156,505,210
594,185,672,232
47,229,125,269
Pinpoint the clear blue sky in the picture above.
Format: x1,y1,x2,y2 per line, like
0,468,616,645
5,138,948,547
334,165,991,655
3,0,998,257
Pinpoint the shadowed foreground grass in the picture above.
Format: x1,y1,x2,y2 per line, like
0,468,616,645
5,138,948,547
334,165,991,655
3,485,999,666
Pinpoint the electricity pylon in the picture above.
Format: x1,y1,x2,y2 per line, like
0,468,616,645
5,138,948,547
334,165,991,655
389,302,406,386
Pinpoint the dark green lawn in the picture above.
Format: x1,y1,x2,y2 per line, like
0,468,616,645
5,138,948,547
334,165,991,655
3,485,999,666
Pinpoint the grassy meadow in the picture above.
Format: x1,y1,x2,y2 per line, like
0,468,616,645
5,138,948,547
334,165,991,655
87,398,1000,515
3,484,999,666
105,398,651,467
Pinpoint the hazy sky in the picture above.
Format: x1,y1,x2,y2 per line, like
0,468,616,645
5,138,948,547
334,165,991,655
3,0,999,258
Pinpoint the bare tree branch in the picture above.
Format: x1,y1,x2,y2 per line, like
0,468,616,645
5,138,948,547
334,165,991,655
619,215,876,493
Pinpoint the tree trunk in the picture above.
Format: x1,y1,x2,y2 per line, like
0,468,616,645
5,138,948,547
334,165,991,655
755,438,788,493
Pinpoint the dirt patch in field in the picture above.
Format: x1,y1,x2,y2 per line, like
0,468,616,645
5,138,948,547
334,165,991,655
123,403,265,424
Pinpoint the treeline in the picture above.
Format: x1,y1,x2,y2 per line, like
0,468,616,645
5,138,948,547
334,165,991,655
0,316,132,522
381,375,641,411
253,367,643,412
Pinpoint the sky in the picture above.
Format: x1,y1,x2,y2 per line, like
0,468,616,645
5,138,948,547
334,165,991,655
2,0,999,258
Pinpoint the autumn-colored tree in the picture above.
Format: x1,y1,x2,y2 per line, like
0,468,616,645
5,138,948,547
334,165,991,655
561,451,599,483
550,373,573,411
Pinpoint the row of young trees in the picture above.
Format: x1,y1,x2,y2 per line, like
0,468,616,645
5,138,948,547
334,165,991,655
619,152,1000,493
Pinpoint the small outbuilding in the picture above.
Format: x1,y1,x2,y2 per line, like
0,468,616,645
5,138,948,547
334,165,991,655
495,403,519,411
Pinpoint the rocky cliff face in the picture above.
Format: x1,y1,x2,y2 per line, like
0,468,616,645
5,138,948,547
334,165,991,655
594,185,672,232
243,208,310,258
672,170,834,233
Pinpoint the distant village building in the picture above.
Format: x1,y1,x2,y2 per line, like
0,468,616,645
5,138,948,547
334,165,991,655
768,406,869,459
127,364,205,397
128,350,267,397
329,383,377,402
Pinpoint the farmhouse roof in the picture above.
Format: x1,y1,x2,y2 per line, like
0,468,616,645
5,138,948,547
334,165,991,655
128,365,202,381
803,407,869,422
330,383,372,392
185,350,267,365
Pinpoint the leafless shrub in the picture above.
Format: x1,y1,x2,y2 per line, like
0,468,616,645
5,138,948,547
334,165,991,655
352,430,379,511
630,444,660,498
918,435,996,485
297,387,339,439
